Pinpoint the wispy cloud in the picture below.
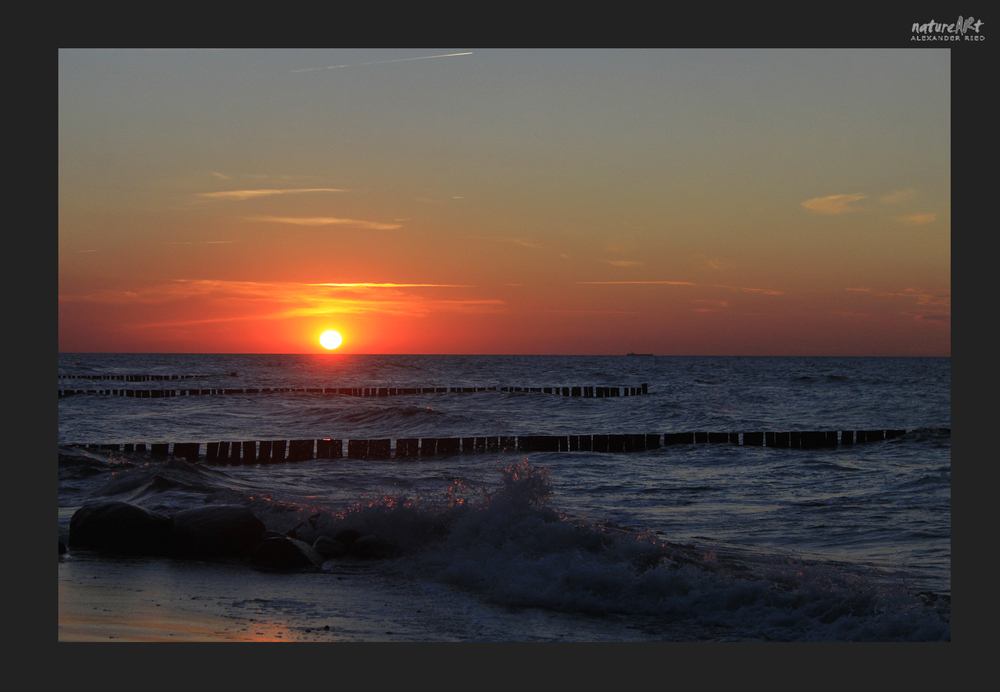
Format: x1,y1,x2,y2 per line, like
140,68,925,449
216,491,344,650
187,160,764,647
705,257,734,271
845,286,950,321
903,311,950,322
507,238,549,250
712,284,784,296
249,216,402,230
691,299,729,312
847,286,949,305
291,52,472,73
880,189,916,205
59,279,502,324
577,280,783,299
893,213,937,225
60,280,239,305
521,309,637,315
830,310,872,318
577,280,697,286
195,188,346,201
605,260,644,267
801,193,868,214
307,283,471,288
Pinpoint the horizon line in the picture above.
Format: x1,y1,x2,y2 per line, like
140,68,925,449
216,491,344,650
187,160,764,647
57,351,950,358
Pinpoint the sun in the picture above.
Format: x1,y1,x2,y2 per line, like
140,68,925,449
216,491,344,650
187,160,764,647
319,330,342,350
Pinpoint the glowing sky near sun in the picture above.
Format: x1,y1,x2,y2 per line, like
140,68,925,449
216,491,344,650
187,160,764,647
58,48,950,355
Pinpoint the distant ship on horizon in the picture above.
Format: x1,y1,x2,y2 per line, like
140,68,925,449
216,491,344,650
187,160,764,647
626,352,654,356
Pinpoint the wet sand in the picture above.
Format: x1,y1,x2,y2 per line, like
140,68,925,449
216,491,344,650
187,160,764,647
57,552,449,642
57,551,719,642
59,555,316,642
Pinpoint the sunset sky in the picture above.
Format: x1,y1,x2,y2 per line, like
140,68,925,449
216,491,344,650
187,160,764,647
58,48,951,356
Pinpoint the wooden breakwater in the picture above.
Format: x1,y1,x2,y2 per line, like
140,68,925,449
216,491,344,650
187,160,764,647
57,384,650,399
66,429,907,464
58,373,237,381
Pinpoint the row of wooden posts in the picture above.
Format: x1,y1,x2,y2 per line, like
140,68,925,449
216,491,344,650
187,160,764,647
59,373,236,381
71,429,906,464
58,384,650,399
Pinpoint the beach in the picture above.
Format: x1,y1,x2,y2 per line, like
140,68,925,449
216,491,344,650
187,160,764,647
60,547,733,642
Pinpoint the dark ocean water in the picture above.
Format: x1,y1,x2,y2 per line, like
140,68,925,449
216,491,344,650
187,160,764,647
57,354,951,641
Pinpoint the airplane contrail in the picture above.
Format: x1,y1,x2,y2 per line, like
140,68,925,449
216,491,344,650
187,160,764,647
291,52,472,73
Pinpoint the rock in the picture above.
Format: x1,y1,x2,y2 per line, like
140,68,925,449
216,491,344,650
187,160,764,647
69,501,173,554
251,536,325,570
169,505,266,558
351,534,399,559
313,536,347,559
333,529,361,549
59,541,66,555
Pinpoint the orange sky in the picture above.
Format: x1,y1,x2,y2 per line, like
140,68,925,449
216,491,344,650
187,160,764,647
58,49,951,355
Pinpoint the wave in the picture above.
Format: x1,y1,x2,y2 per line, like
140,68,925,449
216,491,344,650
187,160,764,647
284,461,949,641
57,444,949,641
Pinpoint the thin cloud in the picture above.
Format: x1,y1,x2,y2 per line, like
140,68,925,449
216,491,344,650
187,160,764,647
606,260,644,267
691,299,730,311
521,309,637,315
577,281,782,298
713,284,784,296
895,288,951,309
195,188,346,201
291,52,472,73
905,311,950,322
249,216,402,230
577,280,697,286
59,280,238,305
830,310,873,318
507,238,549,250
61,279,504,324
894,213,937,225
307,282,472,288
845,286,951,321
705,258,734,271
847,286,949,307
690,254,734,272
880,189,916,205
801,193,868,214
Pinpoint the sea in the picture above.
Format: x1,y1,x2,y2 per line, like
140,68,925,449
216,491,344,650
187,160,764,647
57,354,951,642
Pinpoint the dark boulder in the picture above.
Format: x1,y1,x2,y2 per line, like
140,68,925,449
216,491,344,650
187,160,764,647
250,536,325,570
169,505,266,558
313,535,347,559
333,529,362,550
69,501,173,555
351,534,399,559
